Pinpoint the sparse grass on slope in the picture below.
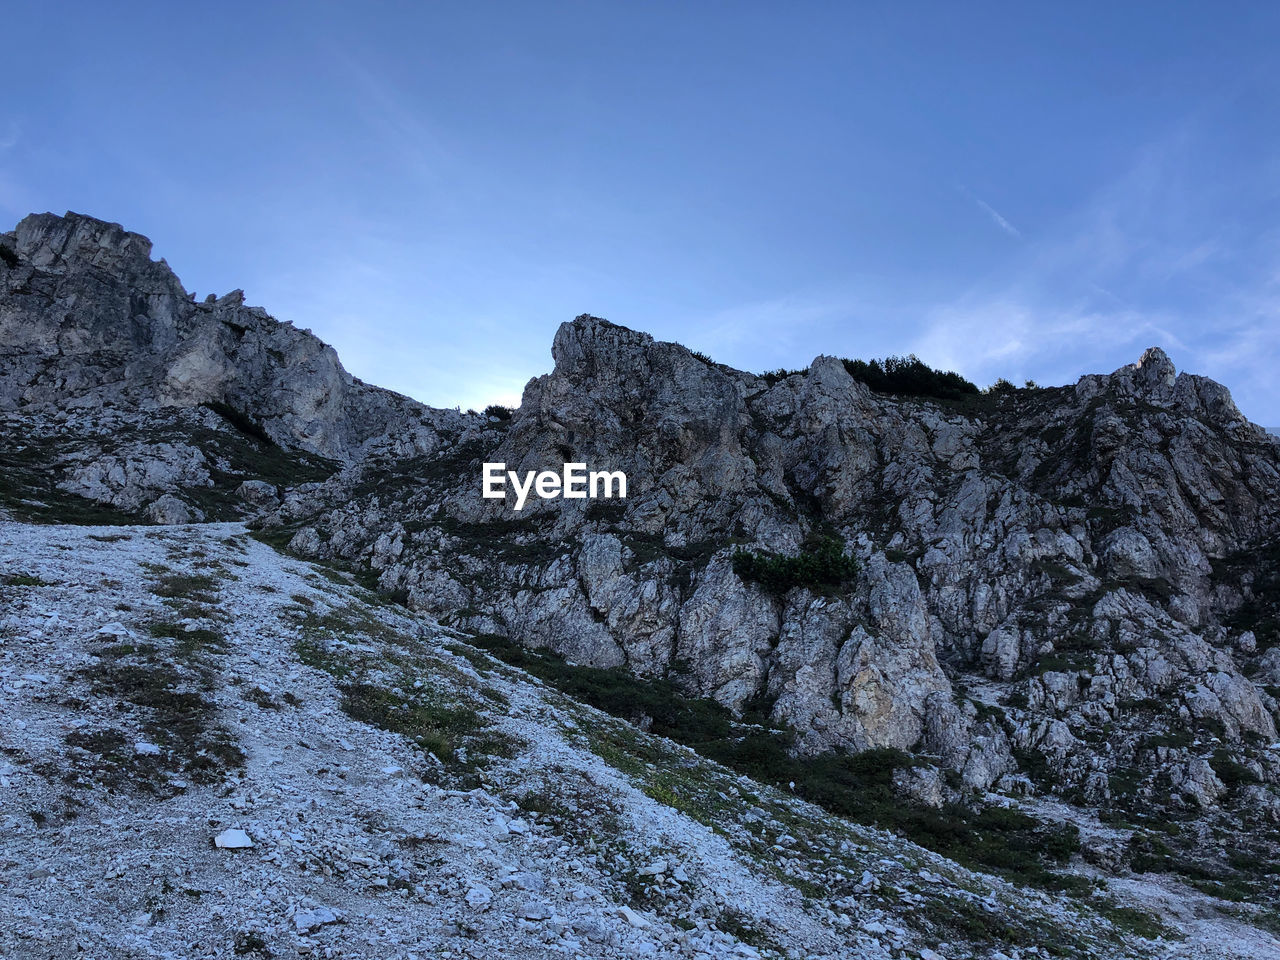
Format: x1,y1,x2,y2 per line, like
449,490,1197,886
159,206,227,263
465,632,1097,898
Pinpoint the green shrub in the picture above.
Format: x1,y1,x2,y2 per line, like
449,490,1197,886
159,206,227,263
1209,748,1259,787
841,354,978,401
483,404,513,421
585,500,627,524
339,681,480,763
731,536,857,595
758,368,804,385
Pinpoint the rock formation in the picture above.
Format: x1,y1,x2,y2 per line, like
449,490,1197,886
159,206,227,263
3,212,1279,943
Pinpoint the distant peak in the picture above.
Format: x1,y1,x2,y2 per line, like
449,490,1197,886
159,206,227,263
1137,345,1174,373
15,210,154,264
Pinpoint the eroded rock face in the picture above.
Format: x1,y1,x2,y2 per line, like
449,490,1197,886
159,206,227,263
264,313,1280,831
0,212,454,460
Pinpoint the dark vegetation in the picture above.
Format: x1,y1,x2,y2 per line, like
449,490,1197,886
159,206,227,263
0,243,19,268
585,500,628,523
483,404,513,421
339,681,483,764
232,931,271,956
841,355,979,401
466,632,1084,893
350,438,488,500
0,432,141,525
4,572,49,587
731,536,858,596
71,610,242,794
756,368,805,386
754,355,983,399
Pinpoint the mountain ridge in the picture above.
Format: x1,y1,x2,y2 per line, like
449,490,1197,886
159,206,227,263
3,211,1280,957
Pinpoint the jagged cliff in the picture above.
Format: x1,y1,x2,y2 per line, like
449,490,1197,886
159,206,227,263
0,211,456,459
3,212,1280,948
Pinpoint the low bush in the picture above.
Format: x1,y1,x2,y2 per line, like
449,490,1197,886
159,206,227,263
757,368,804,385
732,536,857,595
841,354,978,400
1210,748,1259,787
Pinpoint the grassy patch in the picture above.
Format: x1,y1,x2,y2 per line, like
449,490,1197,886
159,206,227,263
151,571,219,604
339,681,480,762
467,631,1088,894
4,572,49,587
74,654,242,793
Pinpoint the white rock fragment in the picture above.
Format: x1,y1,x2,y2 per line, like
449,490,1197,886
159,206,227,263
617,906,651,928
520,902,552,921
213,828,253,849
509,871,546,892
134,742,161,756
464,884,493,908
294,906,341,933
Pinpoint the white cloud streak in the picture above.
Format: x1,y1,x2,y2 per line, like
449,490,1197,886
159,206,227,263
921,128,1280,422
972,196,1022,239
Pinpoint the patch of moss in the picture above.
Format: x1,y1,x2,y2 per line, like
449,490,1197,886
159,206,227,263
4,572,49,587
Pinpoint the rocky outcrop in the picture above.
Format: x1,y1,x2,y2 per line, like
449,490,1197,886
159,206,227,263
259,315,1280,860
0,212,458,459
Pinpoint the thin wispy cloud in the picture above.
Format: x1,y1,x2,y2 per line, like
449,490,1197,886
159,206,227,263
918,127,1277,421
973,196,1022,239
959,187,1022,239
334,53,457,191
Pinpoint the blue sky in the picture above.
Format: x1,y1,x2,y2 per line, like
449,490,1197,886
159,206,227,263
4,3,1280,422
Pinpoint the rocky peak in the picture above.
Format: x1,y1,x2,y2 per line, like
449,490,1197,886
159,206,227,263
1134,344,1177,385
14,210,157,271
0,211,451,460
550,313,656,374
